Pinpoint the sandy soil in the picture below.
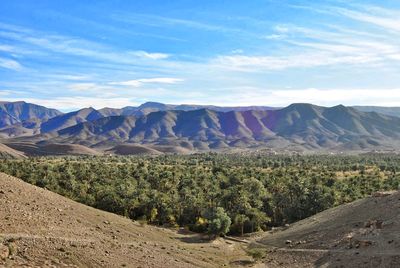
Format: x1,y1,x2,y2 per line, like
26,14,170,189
254,191,400,268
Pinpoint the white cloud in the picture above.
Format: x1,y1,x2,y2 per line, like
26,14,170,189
128,51,169,60
110,78,184,87
211,52,379,72
335,8,400,33
0,23,170,65
112,13,241,33
4,87,400,110
231,49,244,54
274,25,290,33
0,45,16,53
212,9,400,73
52,74,91,81
184,88,400,107
0,89,18,96
1,97,139,111
67,83,98,91
266,88,400,107
264,34,286,40
0,57,22,71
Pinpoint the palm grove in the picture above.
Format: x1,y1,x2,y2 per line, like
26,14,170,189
0,153,399,237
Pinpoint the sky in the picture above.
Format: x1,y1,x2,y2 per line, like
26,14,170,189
1,0,400,111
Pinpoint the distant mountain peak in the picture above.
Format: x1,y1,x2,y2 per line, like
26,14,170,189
0,101,62,128
138,102,168,109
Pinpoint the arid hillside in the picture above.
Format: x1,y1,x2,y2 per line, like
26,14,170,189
0,173,251,267
0,143,25,158
254,191,400,267
5,142,101,156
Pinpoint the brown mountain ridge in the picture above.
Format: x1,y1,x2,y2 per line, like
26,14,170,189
2,102,400,155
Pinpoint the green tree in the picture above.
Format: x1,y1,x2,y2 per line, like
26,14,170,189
234,214,249,236
204,207,231,238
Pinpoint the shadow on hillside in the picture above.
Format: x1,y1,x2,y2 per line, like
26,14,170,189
177,234,212,244
314,251,398,267
230,259,254,266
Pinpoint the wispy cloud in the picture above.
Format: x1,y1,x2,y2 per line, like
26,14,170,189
0,45,16,53
36,10,188,42
6,86,400,109
0,22,170,65
0,89,18,96
0,57,22,71
1,96,139,111
266,88,400,107
198,87,400,107
211,3,400,73
128,51,169,60
110,78,184,87
67,83,98,91
112,13,242,33
334,7,400,33
211,52,380,72
50,74,92,81
290,3,400,34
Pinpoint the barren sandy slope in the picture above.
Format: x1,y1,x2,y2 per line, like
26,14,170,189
255,191,400,268
105,144,162,155
0,144,25,158
5,142,101,156
0,173,251,267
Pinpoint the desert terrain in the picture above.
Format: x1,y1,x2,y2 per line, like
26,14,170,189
253,191,400,267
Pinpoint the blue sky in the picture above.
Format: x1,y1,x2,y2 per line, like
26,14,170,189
1,0,400,110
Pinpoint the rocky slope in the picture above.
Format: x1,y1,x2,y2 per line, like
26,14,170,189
255,191,400,267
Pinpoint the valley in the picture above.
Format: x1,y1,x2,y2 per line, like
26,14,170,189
1,154,400,267
3,0,400,266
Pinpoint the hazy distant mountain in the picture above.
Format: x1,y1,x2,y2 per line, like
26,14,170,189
99,102,278,117
31,104,400,152
0,143,25,158
97,107,123,117
40,107,103,133
0,101,279,137
3,101,400,153
0,119,42,138
352,106,400,118
266,104,400,150
0,101,62,128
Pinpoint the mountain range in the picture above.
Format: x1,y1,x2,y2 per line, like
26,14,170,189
0,101,61,128
1,101,400,155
